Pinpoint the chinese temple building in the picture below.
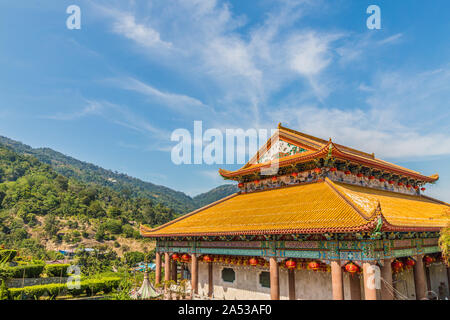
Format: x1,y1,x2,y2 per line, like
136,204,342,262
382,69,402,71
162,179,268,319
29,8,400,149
141,124,450,300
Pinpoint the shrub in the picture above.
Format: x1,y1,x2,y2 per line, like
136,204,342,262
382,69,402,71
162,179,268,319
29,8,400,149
9,283,66,300
9,277,121,300
0,250,17,262
44,264,70,277
9,264,45,278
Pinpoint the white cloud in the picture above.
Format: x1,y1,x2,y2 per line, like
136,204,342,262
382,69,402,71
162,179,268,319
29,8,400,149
288,32,336,77
41,102,103,120
107,77,208,114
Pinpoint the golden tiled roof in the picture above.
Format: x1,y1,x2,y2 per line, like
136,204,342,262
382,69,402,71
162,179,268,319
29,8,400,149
333,183,449,229
141,178,448,238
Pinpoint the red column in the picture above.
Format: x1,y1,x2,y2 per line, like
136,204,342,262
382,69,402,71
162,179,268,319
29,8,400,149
164,252,171,290
413,254,427,300
191,254,198,295
363,262,378,300
269,257,280,300
155,252,161,285
171,259,177,282
208,263,213,297
331,261,344,300
288,269,295,300
380,258,394,300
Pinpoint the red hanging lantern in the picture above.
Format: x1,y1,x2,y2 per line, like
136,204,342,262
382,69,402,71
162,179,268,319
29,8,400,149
421,187,426,191
203,255,212,263
172,253,180,261
238,183,244,188
379,178,386,182
181,254,191,262
357,173,364,178
398,182,403,186
249,257,258,266
329,167,337,172
405,258,416,268
314,168,321,174
423,255,434,265
368,175,375,180
272,176,277,182
413,186,419,190
406,184,412,188
292,172,298,178
308,261,320,271
388,180,395,185
254,180,260,185
345,262,359,274
392,260,404,272
285,259,296,270
344,170,351,175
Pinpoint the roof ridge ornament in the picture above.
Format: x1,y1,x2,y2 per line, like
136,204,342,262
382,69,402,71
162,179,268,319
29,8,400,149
371,202,383,239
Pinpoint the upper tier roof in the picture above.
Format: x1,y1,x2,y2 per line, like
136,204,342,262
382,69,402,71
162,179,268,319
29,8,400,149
141,178,449,238
218,124,439,183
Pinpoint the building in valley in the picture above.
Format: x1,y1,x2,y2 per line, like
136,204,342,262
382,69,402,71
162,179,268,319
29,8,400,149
141,124,450,300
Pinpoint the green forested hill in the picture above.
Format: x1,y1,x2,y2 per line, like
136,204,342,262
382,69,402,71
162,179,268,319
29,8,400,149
0,136,239,214
192,184,238,208
0,144,176,257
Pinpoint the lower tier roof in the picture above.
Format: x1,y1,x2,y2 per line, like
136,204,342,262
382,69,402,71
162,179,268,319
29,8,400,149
141,178,449,237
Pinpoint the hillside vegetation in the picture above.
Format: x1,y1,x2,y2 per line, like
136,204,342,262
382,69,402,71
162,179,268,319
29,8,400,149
0,144,173,258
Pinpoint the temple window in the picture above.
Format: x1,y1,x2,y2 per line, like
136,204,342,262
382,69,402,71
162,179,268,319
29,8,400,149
259,271,270,288
221,268,235,283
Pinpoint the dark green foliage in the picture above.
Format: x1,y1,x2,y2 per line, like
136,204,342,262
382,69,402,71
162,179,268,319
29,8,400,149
123,251,145,266
0,249,17,262
44,264,70,277
0,280,9,300
73,246,119,276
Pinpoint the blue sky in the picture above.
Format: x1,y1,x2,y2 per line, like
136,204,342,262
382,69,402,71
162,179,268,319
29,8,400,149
0,0,449,200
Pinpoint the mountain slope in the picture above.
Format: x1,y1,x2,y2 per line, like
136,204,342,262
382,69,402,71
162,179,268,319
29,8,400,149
0,135,238,213
0,143,175,257
0,136,195,213
192,184,239,208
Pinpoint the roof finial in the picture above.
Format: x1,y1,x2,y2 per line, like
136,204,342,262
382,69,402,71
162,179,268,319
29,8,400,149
277,122,282,129
329,137,332,142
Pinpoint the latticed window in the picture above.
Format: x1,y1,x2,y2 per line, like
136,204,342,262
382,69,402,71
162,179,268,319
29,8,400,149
259,271,270,288
221,268,235,283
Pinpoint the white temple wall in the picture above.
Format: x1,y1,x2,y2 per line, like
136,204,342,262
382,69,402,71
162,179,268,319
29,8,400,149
393,268,416,300
195,263,335,300
428,263,449,298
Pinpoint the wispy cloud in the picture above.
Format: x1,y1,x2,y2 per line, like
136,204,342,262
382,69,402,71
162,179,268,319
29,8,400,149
41,102,103,121
105,77,208,114
42,100,171,149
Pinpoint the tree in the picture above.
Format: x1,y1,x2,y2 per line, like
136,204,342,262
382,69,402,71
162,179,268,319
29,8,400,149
107,206,122,218
43,214,59,237
124,251,145,267
55,175,69,191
